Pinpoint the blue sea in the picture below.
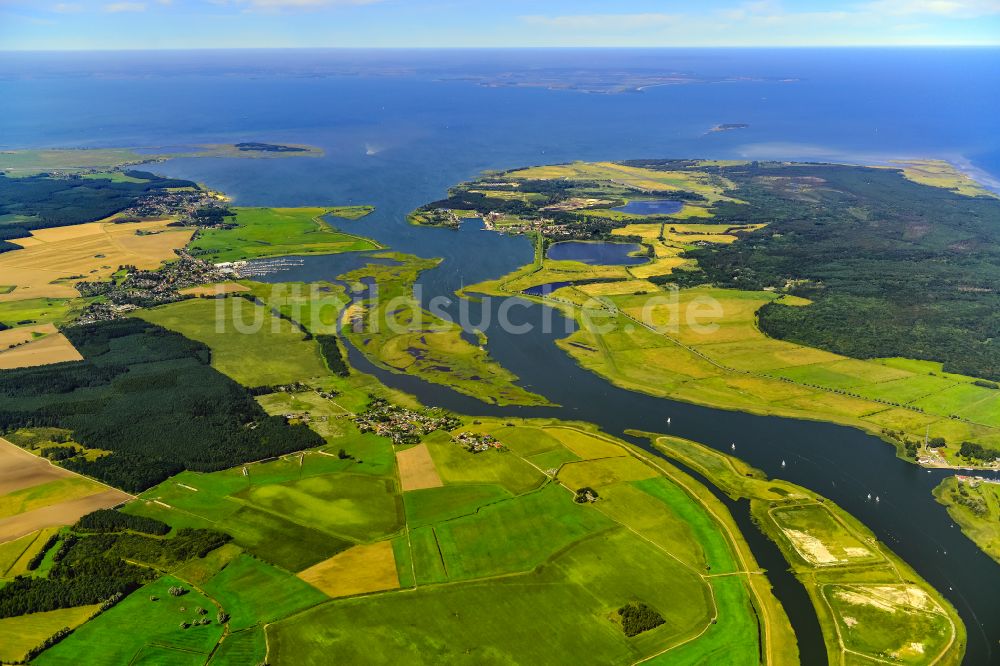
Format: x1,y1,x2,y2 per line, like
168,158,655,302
2,48,999,204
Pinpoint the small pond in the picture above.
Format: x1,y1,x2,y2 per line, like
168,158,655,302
546,241,646,266
612,199,684,215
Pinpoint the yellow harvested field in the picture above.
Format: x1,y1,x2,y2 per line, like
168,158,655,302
179,282,251,297
505,161,742,204
546,428,626,460
0,489,130,543
396,443,444,492
576,279,660,296
0,323,55,349
0,605,100,663
297,541,400,598
0,219,193,302
0,330,82,369
0,438,75,495
890,159,998,198
0,438,130,543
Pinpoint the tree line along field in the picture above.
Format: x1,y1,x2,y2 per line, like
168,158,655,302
647,434,966,666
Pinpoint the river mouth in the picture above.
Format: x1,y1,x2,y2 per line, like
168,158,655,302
546,240,647,265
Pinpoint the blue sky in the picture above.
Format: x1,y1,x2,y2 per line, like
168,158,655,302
2,0,999,50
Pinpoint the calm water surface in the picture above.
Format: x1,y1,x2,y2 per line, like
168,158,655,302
546,240,646,265
612,199,685,215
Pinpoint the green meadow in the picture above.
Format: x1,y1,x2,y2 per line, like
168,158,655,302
138,297,330,386
934,477,1000,565
187,206,379,263
35,577,223,666
0,297,84,327
201,554,327,630
0,605,99,663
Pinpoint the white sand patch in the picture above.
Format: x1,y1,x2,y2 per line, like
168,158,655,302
783,528,838,564
834,585,939,614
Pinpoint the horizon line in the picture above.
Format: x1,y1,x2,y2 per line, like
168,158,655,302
2,44,999,53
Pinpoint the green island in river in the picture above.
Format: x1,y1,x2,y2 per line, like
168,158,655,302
0,148,994,664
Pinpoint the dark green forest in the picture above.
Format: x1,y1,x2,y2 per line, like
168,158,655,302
0,526,229,618
0,319,323,491
0,171,196,245
75,509,170,535
633,161,1000,381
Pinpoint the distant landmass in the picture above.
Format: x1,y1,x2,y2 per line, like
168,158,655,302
708,123,750,133
234,142,310,153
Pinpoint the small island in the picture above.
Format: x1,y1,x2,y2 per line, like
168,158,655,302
708,123,750,133
234,142,310,153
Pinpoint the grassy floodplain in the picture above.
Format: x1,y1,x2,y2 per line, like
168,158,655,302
187,206,378,263
255,416,797,665
340,255,551,406
644,433,966,665
473,238,1000,464
933,476,1000,564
